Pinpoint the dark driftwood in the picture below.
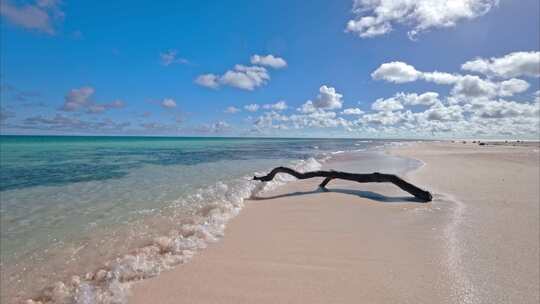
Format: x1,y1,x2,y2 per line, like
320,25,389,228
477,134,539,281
253,167,433,202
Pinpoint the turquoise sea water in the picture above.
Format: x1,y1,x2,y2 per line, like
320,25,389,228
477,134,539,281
0,136,413,303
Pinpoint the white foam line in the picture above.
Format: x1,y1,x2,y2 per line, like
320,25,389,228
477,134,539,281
26,157,326,304
393,149,479,303
440,193,479,304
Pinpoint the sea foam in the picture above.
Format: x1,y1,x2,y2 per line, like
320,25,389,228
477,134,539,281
27,157,324,304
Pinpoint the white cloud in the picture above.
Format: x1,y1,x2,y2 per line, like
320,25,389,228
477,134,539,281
61,86,95,111
314,85,344,109
60,87,125,114
360,110,410,126
194,121,231,133
298,101,317,114
249,88,538,138
373,54,533,101
0,0,63,34
224,106,240,114
250,54,287,69
346,0,498,39
423,104,464,121
342,108,364,115
195,74,220,89
421,71,461,85
197,55,286,91
160,49,188,66
497,78,530,97
220,65,270,90
161,98,177,109
371,62,421,83
470,99,539,119
244,104,260,112
400,92,440,106
371,97,404,112
450,75,497,98
197,65,269,91
461,51,540,78
263,100,288,111
298,85,344,114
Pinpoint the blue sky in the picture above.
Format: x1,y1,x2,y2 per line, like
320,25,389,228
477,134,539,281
1,0,539,138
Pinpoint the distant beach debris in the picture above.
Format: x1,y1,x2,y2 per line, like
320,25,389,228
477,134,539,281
253,167,433,202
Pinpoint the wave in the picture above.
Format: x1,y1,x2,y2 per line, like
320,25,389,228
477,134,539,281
26,157,324,304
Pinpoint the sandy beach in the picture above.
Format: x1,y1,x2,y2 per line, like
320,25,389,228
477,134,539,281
128,142,539,304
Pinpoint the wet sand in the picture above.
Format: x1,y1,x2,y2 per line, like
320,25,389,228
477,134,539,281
129,142,539,304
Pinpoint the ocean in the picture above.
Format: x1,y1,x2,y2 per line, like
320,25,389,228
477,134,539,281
0,136,417,303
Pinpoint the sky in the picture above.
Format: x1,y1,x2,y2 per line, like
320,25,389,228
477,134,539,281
1,0,539,139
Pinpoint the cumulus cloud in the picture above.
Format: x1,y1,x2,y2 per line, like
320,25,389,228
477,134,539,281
250,54,287,69
249,52,538,138
461,51,540,78
469,99,539,119
423,103,464,121
195,121,231,133
61,86,95,111
244,104,260,112
224,106,240,114
371,62,421,83
371,62,462,85
421,71,461,85
60,86,126,114
371,97,404,112
263,100,288,111
250,87,538,138
161,98,177,109
360,110,411,126
299,85,344,113
401,92,440,106
0,0,63,34
346,0,498,39
220,65,270,90
252,107,352,132
196,55,286,91
196,65,270,91
362,53,538,137
497,78,530,97
373,53,534,101
195,74,220,89
450,75,497,98
342,108,364,115
160,49,189,66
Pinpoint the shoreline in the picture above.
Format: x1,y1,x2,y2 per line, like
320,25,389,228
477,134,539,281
12,143,397,304
389,142,540,303
8,141,539,303
127,142,539,304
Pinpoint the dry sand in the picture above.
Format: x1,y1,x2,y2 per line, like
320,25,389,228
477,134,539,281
129,142,539,304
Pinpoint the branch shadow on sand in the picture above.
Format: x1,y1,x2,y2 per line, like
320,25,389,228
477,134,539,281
251,187,427,203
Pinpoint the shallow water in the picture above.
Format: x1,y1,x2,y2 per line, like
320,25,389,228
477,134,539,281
0,136,417,303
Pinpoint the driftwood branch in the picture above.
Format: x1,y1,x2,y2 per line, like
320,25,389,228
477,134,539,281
253,167,433,202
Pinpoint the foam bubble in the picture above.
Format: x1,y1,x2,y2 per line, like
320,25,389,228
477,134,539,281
26,157,324,304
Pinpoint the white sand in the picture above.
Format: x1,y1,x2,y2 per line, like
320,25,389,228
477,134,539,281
129,142,539,304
